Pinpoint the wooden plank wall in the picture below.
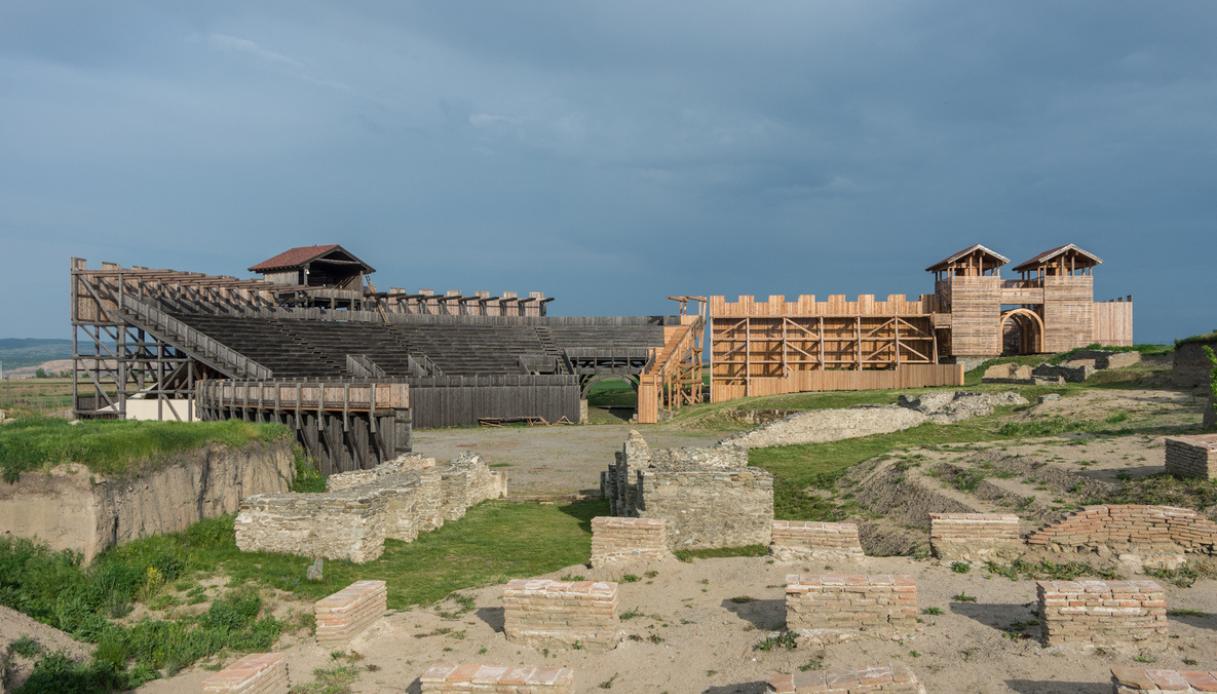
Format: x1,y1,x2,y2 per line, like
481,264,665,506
407,374,581,428
710,364,964,401
1042,276,1095,353
711,293,934,317
1092,298,1134,346
938,276,1003,356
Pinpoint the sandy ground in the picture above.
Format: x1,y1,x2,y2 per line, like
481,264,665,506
1,604,94,690
143,554,1217,694
413,424,723,499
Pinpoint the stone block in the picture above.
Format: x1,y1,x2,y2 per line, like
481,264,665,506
502,579,619,650
929,513,1021,561
770,521,864,561
590,517,669,566
201,652,289,694
786,575,918,639
1037,580,1167,651
1111,666,1217,693
1165,435,1217,481
315,580,387,648
419,663,575,693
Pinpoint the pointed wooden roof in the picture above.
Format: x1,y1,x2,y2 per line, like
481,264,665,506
249,244,375,273
925,244,1010,272
1011,243,1102,273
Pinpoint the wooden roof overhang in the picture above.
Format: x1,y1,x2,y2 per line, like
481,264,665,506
925,244,1010,276
249,244,375,274
1011,243,1103,274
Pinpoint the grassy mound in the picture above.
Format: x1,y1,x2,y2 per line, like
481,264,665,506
0,417,290,481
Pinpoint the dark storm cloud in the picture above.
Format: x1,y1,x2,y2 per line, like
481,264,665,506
1,1,1214,340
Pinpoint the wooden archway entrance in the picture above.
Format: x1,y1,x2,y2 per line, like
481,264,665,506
1000,308,1044,355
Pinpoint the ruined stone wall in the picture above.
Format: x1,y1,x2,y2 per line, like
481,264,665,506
768,664,925,694
201,652,289,694
502,579,619,650
590,517,668,567
236,454,505,563
419,664,575,693
929,513,1021,561
235,488,388,563
1111,666,1217,693
1165,435,1217,480
785,575,918,638
770,521,864,561
315,580,387,648
0,440,295,563
326,454,436,490
1026,505,1217,558
601,432,774,550
1037,580,1167,650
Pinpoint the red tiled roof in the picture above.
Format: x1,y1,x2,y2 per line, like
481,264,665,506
249,244,373,273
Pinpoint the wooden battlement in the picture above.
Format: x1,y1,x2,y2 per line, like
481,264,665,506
710,294,937,318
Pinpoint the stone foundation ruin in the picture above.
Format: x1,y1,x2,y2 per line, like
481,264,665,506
201,652,289,694
1026,504,1217,569
235,453,505,563
1165,435,1217,480
785,575,918,641
1111,666,1217,693
770,521,864,561
767,664,926,694
315,580,387,648
502,579,619,651
601,431,773,549
419,664,575,693
590,516,669,567
1037,579,1167,651
929,513,1022,562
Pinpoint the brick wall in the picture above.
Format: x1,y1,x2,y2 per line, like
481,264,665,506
236,454,506,563
768,664,925,693
1026,505,1217,558
590,517,668,567
1165,435,1217,481
1037,580,1166,650
601,433,774,550
770,521,864,561
1111,666,1217,693
201,652,289,694
315,580,388,648
929,513,1021,561
419,664,575,693
785,575,918,638
502,579,619,650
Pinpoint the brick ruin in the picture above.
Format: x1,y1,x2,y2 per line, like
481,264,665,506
770,521,864,561
1026,505,1217,567
419,664,575,693
928,513,1022,562
234,453,506,563
767,664,925,694
201,652,289,694
785,575,918,640
589,516,669,567
502,579,619,650
315,580,387,648
1037,580,1167,651
1165,434,1217,480
1111,666,1217,693
601,431,774,549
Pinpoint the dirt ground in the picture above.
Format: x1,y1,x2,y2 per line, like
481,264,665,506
142,554,1217,694
413,424,724,499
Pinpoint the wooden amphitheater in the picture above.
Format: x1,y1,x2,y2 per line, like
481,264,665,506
708,243,1132,402
70,244,703,473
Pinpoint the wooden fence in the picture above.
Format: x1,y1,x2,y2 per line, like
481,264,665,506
710,363,964,401
407,374,581,428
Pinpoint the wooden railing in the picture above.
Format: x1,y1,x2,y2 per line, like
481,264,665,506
636,317,704,424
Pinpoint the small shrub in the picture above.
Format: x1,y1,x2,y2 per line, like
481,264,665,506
753,631,798,651
10,636,42,658
951,592,977,603
950,561,971,574
921,607,943,616
621,574,640,583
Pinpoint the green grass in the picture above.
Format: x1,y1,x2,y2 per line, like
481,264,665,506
0,417,290,481
1177,330,1217,347
585,379,637,409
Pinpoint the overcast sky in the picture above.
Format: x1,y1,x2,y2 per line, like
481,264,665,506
1,1,1214,342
